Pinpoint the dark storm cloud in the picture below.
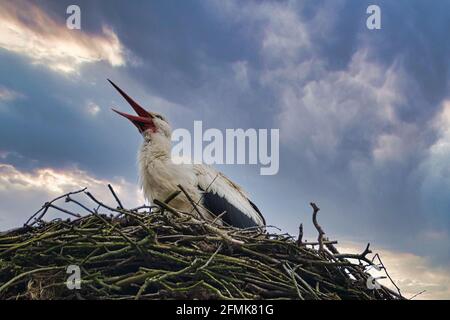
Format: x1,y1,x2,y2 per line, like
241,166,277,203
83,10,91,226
198,0,450,264
40,0,276,126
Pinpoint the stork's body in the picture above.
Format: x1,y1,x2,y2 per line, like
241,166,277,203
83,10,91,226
110,80,265,228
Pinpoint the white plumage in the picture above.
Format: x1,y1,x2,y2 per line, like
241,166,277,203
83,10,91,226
109,80,265,228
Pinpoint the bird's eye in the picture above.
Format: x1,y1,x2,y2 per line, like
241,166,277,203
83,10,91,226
154,115,163,120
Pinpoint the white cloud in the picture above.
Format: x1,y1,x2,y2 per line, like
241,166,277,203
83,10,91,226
258,3,311,64
428,100,450,159
420,101,450,189
86,101,101,116
372,134,403,163
274,50,410,162
0,0,127,74
0,163,144,230
418,100,450,220
372,122,419,164
0,86,24,102
341,241,450,299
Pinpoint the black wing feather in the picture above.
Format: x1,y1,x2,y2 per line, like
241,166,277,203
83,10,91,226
248,199,266,226
200,188,262,228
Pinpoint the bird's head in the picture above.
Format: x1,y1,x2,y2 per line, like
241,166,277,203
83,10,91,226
109,79,171,141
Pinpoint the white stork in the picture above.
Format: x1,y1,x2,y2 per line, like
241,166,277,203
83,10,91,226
109,80,266,228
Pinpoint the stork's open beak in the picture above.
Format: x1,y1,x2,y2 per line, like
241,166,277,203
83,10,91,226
108,79,156,133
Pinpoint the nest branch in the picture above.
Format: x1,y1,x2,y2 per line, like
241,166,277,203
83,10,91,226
0,187,404,300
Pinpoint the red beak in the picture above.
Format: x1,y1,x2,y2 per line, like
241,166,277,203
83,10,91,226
108,79,156,133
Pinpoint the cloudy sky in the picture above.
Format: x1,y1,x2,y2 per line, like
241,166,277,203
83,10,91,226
1,0,450,299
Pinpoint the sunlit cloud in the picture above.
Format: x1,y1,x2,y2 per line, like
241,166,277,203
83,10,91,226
340,241,450,300
0,163,144,230
0,0,127,74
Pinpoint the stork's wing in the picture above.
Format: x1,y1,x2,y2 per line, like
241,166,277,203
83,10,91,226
193,165,266,228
